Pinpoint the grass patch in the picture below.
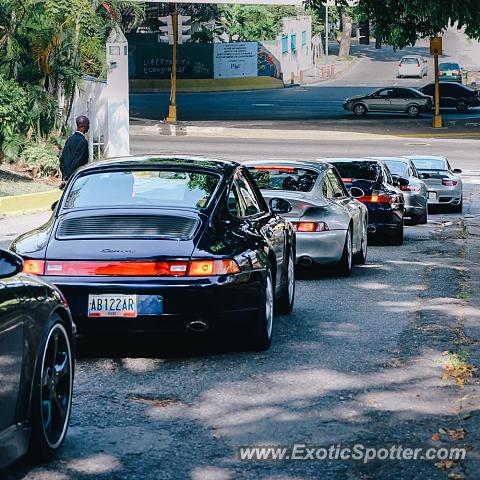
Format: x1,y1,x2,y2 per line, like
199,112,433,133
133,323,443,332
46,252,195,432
0,164,57,196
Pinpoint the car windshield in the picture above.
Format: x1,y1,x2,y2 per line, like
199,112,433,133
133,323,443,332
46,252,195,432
330,162,381,181
64,169,221,210
384,160,409,177
401,58,419,65
440,63,460,70
248,166,319,192
410,158,448,171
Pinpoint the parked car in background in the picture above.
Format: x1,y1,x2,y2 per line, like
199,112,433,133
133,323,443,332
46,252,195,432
419,82,480,112
12,156,296,351
327,158,405,245
397,55,428,78
343,87,433,118
405,155,463,213
438,62,463,82
246,160,369,275
0,249,74,470
370,157,429,225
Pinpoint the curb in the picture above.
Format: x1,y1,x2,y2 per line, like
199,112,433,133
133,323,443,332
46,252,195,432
130,77,284,93
0,189,61,216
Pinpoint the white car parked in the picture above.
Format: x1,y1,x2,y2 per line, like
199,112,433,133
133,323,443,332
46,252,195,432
397,56,428,78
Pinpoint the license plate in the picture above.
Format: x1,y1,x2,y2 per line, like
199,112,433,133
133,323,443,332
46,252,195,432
428,192,436,200
88,294,137,318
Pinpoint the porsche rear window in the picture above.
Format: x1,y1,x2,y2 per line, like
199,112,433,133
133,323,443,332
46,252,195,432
384,160,408,177
64,169,220,210
401,58,419,65
410,158,447,171
330,162,381,181
248,166,318,192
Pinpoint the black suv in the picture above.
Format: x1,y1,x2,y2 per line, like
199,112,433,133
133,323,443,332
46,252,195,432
419,82,480,112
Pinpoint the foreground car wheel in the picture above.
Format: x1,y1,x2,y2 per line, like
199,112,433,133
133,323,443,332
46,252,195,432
338,228,353,276
249,265,274,351
29,315,73,462
353,104,367,116
390,222,404,245
353,220,368,265
413,207,428,225
276,248,295,315
407,105,420,118
451,200,463,213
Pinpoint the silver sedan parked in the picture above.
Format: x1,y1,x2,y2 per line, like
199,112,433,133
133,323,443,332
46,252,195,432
405,156,463,213
370,157,429,224
343,87,433,118
246,160,369,276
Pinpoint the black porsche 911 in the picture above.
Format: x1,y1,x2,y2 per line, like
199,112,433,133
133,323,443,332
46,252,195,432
0,249,74,470
12,156,296,351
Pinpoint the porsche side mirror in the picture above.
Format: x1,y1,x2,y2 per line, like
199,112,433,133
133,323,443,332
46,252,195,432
453,168,462,174
270,198,293,214
0,249,23,279
392,175,409,188
51,200,59,211
349,187,365,198
419,173,431,180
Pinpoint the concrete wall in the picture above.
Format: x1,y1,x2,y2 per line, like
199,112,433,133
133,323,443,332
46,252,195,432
71,77,108,160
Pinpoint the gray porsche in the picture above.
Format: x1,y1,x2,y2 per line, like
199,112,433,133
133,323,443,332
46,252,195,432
405,155,463,212
246,160,368,276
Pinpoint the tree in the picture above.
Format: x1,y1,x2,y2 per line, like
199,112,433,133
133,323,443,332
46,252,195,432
359,0,480,48
338,8,353,58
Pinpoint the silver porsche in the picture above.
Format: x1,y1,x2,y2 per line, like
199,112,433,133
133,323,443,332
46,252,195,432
246,160,369,276
405,155,463,212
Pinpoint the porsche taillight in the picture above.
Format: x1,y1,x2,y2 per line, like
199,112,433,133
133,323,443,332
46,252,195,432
358,195,395,203
42,259,240,277
442,179,458,187
292,222,329,232
22,259,45,275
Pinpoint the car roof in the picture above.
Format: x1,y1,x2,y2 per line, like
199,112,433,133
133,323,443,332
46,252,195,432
401,55,422,58
404,155,447,161
320,157,382,164
370,156,410,164
244,159,331,172
75,155,240,175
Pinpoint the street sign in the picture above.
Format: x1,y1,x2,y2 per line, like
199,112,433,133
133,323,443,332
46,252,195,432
430,37,442,55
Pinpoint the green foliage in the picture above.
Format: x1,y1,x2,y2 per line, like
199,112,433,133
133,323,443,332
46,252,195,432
20,142,59,177
0,78,28,154
358,0,480,48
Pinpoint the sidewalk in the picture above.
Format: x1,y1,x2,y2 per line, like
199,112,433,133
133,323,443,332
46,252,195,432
300,55,359,85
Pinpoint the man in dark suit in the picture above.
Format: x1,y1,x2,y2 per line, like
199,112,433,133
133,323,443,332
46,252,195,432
60,116,90,184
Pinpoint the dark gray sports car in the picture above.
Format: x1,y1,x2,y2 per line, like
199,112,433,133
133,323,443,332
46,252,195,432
0,249,75,470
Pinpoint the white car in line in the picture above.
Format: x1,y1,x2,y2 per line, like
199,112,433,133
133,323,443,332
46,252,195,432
397,55,428,78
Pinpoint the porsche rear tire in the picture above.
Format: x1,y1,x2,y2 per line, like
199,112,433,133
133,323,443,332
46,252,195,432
276,248,295,315
337,227,353,276
248,265,274,351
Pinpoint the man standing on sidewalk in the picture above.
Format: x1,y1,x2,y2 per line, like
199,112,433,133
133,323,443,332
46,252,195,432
59,115,90,186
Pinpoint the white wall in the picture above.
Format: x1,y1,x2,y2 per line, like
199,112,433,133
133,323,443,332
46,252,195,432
71,77,108,161
279,16,312,82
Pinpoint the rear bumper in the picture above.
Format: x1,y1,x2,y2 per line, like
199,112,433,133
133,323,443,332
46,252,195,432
426,186,462,206
295,230,345,265
43,272,264,334
403,192,427,217
366,205,404,234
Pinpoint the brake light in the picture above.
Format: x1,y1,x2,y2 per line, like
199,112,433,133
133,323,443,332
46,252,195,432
43,259,240,277
22,259,45,275
254,166,296,172
292,222,329,232
341,178,353,183
401,185,421,192
357,195,395,203
442,179,458,187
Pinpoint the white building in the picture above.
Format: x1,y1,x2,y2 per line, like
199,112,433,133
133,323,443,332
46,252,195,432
260,15,312,84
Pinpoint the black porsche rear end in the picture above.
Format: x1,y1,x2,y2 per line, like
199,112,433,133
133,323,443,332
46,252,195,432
12,158,267,335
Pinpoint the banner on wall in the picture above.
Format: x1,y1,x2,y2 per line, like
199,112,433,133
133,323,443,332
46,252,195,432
214,42,258,79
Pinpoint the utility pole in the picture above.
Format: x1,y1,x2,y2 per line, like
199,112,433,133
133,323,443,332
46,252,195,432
167,4,178,123
430,36,443,128
159,5,191,124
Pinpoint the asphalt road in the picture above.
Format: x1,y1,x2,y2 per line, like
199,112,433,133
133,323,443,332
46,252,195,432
5,136,480,479
130,36,480,122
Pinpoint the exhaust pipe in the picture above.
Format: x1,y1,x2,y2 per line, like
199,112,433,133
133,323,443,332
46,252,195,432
298,256,313,267
186,320,209,333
